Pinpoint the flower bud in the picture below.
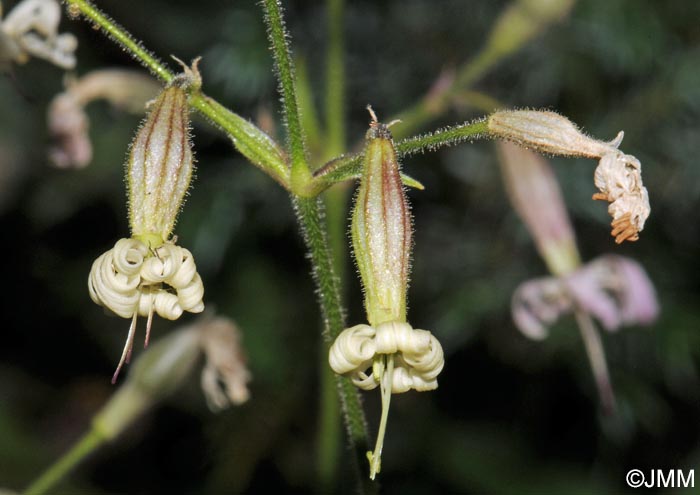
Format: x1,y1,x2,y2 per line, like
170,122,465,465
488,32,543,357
351,107,412,326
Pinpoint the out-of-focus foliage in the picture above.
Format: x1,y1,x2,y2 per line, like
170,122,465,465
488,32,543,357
1,0,699,493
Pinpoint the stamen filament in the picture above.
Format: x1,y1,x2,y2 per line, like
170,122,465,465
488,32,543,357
112,312,139,384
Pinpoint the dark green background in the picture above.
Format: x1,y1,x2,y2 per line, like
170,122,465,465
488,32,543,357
1,0,699,493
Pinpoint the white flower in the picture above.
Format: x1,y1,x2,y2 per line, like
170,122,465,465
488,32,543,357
329,321,444,394
89,237,204,382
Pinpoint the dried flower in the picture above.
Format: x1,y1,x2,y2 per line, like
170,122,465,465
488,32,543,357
512,255,659,340
94,315,250,441
489,109,650,243
593,152,650,243
47,69,161,168
199,317,251,409
1,0,77,69
88,61,204,383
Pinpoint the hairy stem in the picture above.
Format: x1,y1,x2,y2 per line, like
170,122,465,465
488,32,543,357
65,0,174,83
261,0,311,191
313,118,490,188
294,197,371,491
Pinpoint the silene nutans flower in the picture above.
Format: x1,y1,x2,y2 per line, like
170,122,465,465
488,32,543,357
488,109,650,243
88,59,204,383
328,107,444,479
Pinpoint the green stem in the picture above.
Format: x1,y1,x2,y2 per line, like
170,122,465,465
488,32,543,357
573,310,617,416
65,0,174,83
317,348,341,491
324,0,345,159
261,0,311,191
312,118,490,189
189,95,289,187
294,197,371,491
23,428,106,495
317,0,347,483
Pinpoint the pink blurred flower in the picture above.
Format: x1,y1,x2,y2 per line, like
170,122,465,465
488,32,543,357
512,255,659,340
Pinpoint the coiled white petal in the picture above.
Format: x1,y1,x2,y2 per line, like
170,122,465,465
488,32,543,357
329,321,445,394
112,238,148,275
329,324,376,375
177,273,205,312
390,365,414,393
351,369,378,391
167,246,198,289
141,243,183,283
88,248,140,318
402,332,444,379
154,291,183,320
375,321,431,356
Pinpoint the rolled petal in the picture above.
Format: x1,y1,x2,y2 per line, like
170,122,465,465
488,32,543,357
88,245,141,318
166,246,198,289
141,243,183,283
390,364,414,393
511,277,571,340
177,273,205,313
402,333,444,379
153,291,183,320
112,238,148,276
328,324,377,375
351,369,378,391
374,321,430,356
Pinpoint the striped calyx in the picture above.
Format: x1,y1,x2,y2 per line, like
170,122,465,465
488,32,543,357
127,82,193,248
351,108,412,326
